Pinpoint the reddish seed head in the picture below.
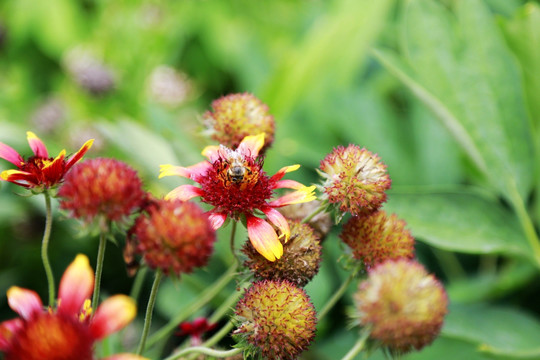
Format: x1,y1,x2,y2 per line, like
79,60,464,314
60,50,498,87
58,158,145,226
319,145,391,216
340,211,415,269
234,280,317,360
202,93,275,151
354,259,448,354
128,198,216,276
278,199,332,241
242,220,322,287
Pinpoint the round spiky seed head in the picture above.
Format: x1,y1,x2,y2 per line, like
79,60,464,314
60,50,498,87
340,210,415,269
202,93,275,152
319,145,391,216
354,259,448,354
128,198,216,276
234,280,317,360
242,220,322,287
58,158,145,228
278,198,332,241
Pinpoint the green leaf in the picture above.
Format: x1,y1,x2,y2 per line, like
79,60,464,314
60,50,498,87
403,336,495,360
383,189,532,261
376,0,534,200
443,303,540,358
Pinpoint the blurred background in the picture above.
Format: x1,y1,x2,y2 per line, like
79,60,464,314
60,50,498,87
1,0,540,359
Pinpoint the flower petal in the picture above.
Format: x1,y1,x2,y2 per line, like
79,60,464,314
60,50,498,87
246,215,283,262
274,179,305,190
58,254,94,316
65,139,94,170
41,150,66,184
159,161,210,181
0,318,24,351
165,185,204,201
237,133,265,158
269,185,317,207
0,142,23,166
0,169,37,187
90,295,136,340
201,145,221,163
26,131,48,158
262,207,290,242
103,354,149,360
269,164,300,182
7,287,43,320
207,212,227,230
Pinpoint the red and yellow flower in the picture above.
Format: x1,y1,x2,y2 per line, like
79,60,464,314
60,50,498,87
0,131,93,190
159,133,316,262
0,254,145,360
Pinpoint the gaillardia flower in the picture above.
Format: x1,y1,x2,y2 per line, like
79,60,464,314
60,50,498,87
233,280,317,360
177,317,217,346
340,210,415,269
0,254,145,360
202,93,275,151
58,158,145,228
126,198,216,276
160,133,316,262
354,259,448,354
0,131,93,191
242,220,322,287
318,145,391,216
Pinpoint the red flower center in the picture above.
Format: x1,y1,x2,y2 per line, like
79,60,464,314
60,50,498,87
5,313,94,360
199,156,274,216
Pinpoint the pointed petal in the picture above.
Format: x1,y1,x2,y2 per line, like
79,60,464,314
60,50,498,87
1,170,37,187
269,164,300,182
208,212,227,230
269,186,317,207
262,207,291,242
237,133,265,157
103,354,149,360
159,161,210,180
65,139,94,170
201,145,221,163
274,179,305,190
246,215,283,262
0,142,23,166
7,287,43,320
90,295,136,339
165,185,204,201
0,318,24,350
41,150,66,184
26,131,48,158
58,254,94,316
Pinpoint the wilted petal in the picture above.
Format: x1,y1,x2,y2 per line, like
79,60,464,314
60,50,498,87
26,131,48,158
208,212,227,230
165,185,204,201
262,207,290,242
0,142,23,166
7,287,43,320
90,295,136,340
246,215,283,262
65,139,94,170
237,133,265,158
269,186,316,207
58,254,94,316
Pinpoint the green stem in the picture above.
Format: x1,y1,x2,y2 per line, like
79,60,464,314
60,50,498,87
145,263,238,349
203,320,234,348
318,265,359,321
230,221,238,263
129,266,148,301
301,200,327,224
137,270,163,355
164,346,242,360
431,248,466,281
41,192,55,306
92,232,107,308
340,327,371,360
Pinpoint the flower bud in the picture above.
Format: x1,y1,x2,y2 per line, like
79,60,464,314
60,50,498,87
278,198,332,241
354,259,448,354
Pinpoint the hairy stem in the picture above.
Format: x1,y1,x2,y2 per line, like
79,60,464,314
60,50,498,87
41,192,55,306
92,232,107,308
137,270,163,355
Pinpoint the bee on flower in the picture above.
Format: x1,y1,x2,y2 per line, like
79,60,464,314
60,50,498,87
159,133,316,262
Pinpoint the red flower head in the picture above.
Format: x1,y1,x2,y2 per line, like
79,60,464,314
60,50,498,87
318,145,391,216
0,254,145,360
159,133,316,262
0,131,93,191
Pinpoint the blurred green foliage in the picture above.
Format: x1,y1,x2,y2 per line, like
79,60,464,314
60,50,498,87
1,0,540,359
